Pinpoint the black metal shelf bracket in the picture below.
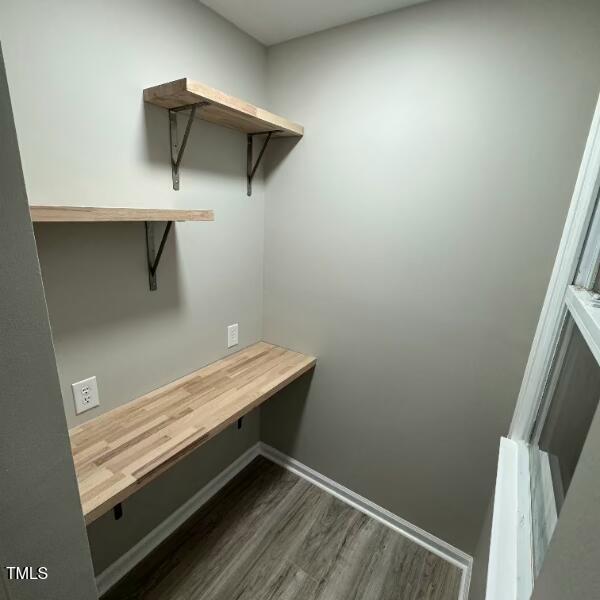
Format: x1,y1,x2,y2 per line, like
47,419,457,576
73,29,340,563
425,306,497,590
247,131,280,196
167,103,282,195
169,102,209,191
145,221,173,291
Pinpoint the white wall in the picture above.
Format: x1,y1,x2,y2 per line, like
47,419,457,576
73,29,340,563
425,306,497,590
261,0,600,553
0,0,267,573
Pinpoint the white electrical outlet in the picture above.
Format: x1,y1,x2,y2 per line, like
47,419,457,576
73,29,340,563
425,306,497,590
227,323,239,348
72,376,100,415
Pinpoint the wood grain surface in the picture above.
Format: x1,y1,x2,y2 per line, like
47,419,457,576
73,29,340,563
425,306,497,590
143,78,303,137
102,457,462,600
70,343,316,524
30,206,214,222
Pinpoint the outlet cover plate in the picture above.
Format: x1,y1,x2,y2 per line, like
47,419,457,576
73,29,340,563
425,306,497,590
72,376,100,415
227,323,239,348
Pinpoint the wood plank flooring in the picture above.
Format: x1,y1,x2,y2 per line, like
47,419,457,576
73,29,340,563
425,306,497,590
102,457,462,600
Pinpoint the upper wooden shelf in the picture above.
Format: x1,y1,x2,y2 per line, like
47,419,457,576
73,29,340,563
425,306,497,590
143,78,303,138
30,205,214,223
69,342,316,524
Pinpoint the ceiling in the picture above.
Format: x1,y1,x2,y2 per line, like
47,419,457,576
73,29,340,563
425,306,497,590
200,0,432,46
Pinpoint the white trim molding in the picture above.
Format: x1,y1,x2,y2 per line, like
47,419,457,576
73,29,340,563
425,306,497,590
486,438,533,600
509,93,600,441
259,443,473,600
97,443,472,599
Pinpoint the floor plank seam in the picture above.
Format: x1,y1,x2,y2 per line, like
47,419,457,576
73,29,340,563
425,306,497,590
258,443,473,600
96,442,471,600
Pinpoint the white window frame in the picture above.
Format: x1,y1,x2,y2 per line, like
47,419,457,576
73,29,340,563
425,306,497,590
510,97,600,441
565,285,600,365
486,94,600,600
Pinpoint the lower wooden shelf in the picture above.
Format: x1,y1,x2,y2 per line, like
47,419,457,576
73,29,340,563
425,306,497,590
30,204,215,291
30,205,214,222
69,342,316,524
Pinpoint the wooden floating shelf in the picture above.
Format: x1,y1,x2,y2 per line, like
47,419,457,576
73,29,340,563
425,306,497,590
143,78,304,194
69,342,316,524
30,205,214,290
143,78,303,138
30,205,214,223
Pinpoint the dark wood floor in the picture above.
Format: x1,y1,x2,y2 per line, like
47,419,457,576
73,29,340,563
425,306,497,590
102,457,462,600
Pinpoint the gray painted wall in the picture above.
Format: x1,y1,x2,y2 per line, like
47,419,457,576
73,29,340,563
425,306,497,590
261,0,600,553
468,496,493,600
4,0,600,583
0,0,268,574
0,44,97,600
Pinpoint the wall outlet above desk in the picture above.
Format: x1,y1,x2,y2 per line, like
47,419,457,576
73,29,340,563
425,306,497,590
227,323,239,348
72,376,100,415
